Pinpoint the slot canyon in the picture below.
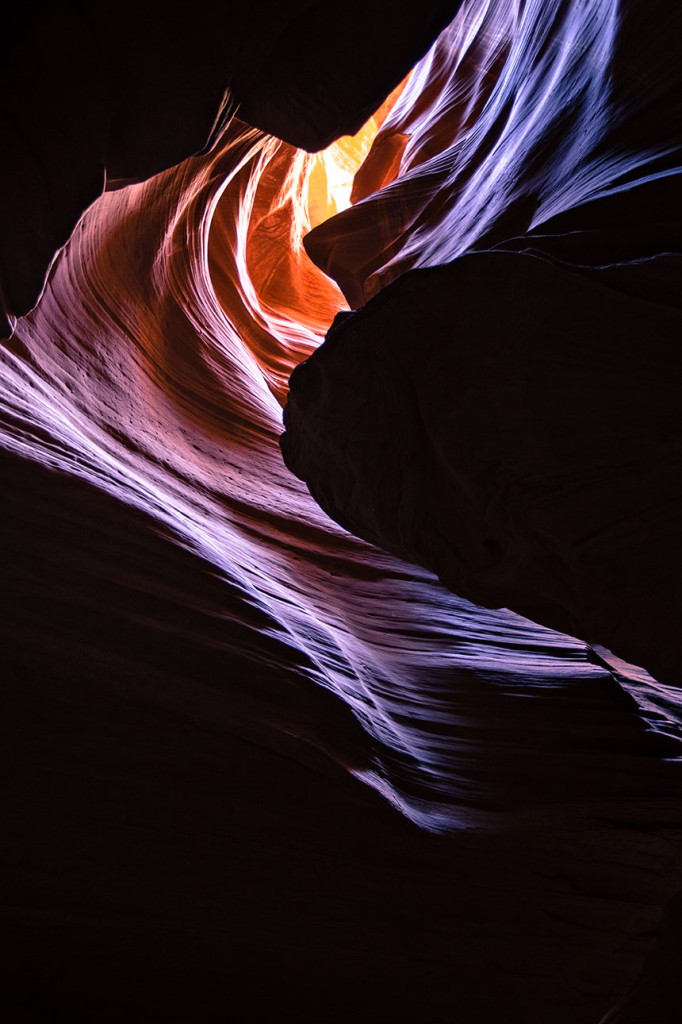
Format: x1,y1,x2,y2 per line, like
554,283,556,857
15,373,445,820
2,1,681,1020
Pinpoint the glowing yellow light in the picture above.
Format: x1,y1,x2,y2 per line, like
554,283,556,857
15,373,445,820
307,76,410,229
307,121,378,227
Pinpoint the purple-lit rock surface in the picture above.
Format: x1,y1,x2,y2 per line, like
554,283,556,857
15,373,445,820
2,0,682,1021
285,0,682,685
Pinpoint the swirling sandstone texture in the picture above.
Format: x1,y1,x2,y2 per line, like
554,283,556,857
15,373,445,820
1,0,459,334
284,0,682,687
2,1,682,1022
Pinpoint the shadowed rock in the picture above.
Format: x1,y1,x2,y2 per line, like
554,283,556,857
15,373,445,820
282,248,682,685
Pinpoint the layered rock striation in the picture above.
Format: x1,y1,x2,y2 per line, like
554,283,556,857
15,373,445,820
283,0,682,686
1,1,682,1021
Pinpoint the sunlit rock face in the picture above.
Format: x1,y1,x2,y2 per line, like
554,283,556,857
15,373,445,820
1,0,682,1021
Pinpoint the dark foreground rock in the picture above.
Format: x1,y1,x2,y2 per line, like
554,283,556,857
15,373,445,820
283,249,682,685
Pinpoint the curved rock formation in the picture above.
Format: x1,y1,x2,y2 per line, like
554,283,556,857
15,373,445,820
283,248,682,685
1,0,459,334
1,0,682,1021
284,0,682,686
